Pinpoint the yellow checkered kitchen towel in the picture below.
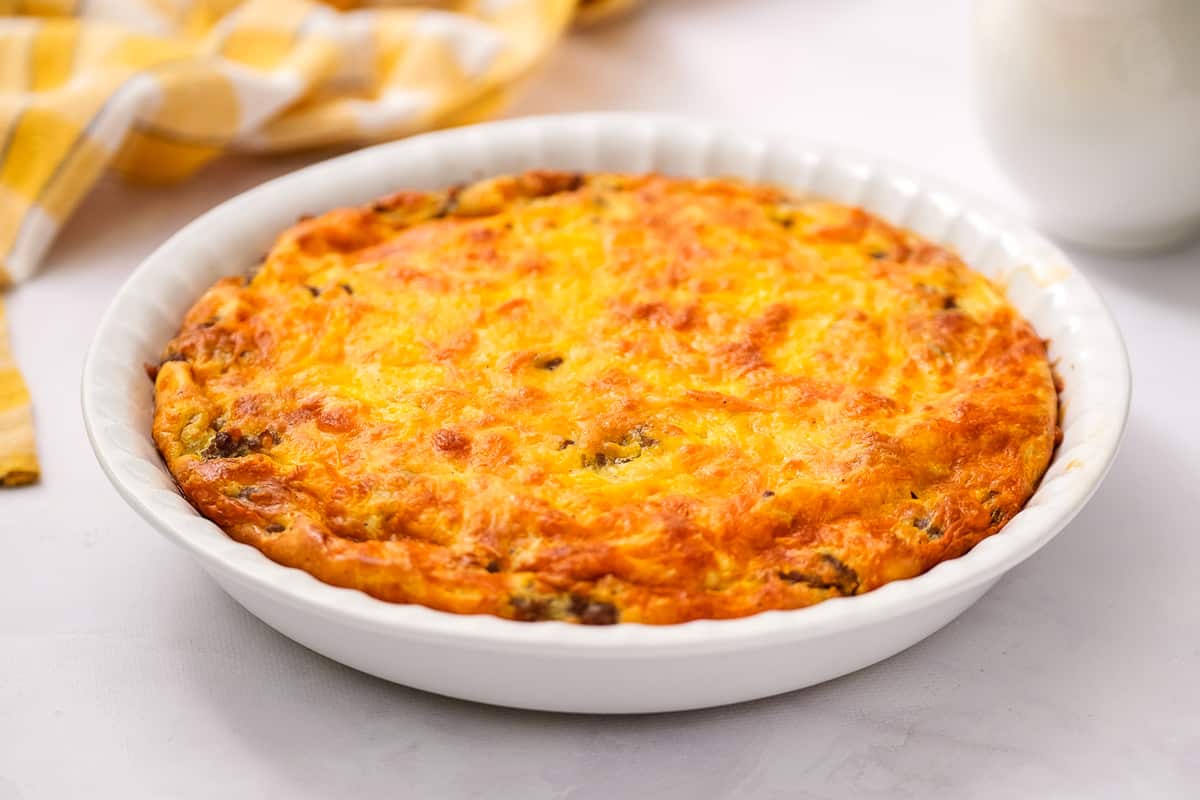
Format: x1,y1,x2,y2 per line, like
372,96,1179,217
0,298,35,485
0,0,641,485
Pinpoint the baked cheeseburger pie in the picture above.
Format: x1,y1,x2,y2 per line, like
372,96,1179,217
151,172,1059,625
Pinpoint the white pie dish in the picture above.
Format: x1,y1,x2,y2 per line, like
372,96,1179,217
82,113,1130,714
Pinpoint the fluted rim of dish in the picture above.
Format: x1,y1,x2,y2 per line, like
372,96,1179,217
82,113,1130,655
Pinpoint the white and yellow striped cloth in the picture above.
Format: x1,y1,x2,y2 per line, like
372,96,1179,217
0,0,641,485
0,298,35,485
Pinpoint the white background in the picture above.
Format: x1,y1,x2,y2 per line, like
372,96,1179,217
3,1,1198,797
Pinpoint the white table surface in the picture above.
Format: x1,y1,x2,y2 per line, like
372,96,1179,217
3,1,1198,797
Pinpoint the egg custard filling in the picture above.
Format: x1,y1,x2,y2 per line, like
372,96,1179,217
151,172,1058,624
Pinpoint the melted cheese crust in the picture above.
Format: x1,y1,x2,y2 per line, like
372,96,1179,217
152,172,1058,624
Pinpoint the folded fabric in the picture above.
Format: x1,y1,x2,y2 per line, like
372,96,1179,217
575,0,642,26
0,297,37,485
0,0,640,486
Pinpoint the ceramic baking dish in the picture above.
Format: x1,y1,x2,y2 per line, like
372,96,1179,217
82,113,1130,713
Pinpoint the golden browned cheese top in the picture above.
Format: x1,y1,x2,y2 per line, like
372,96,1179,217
152,172,1058,624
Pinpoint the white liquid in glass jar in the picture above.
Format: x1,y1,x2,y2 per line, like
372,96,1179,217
973,0,1200,252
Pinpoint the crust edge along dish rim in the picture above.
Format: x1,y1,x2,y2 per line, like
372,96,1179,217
82,114,1129,709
